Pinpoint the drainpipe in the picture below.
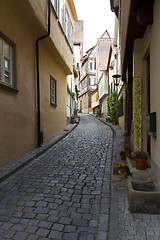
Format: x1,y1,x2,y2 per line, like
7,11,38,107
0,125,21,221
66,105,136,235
36,0,51,147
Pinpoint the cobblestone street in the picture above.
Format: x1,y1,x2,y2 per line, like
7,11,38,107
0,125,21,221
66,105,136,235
0,114,113,240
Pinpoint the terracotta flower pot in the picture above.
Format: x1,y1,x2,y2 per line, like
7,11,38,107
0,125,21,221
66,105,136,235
71,118,75,124
135,158,147,170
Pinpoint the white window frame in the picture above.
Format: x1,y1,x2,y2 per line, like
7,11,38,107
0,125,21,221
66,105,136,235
0,34,16,90
59,0,65,31
51,0,59,15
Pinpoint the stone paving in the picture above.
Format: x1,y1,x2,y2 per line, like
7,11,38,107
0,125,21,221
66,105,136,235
1,114,160,240
118,189,160,240
0,114,113,240
108,120,160,240
97,116,160,240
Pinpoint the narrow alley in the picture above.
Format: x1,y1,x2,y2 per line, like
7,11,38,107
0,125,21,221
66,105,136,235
0,114,113,240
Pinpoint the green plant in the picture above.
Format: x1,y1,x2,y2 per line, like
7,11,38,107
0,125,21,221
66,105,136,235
133,151,148,160
118,163,129,169
72,91,77,97
96,108,101,117
120,149,125,155
107,91,119,121
124,143,132,151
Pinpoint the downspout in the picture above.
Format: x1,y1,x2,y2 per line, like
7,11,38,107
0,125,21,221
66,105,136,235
36,0,51,147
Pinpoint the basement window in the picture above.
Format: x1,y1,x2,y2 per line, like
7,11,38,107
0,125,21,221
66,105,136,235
50,75,57,106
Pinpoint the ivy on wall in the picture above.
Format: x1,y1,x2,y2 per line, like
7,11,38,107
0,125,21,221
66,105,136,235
107,91,119,121
133,77,142,151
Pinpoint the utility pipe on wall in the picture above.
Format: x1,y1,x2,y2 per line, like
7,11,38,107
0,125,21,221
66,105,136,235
36,0,51,147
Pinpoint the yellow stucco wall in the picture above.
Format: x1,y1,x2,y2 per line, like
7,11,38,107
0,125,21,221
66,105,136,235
39,42,67,142
91,92,99,109
0,1,37,166
78,94,89,113
0,0,76,166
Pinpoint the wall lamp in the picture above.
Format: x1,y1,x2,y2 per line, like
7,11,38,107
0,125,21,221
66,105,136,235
112,74,121,87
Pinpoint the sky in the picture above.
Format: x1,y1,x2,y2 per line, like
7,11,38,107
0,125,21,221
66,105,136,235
77,0,115,54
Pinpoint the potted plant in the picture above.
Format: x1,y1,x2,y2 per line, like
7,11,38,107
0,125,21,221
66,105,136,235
71,115,75,124
118,163,129,178
133,151,148,170
120,149,126,160
106,117,111,123
100,113,104,118
124,143,132,157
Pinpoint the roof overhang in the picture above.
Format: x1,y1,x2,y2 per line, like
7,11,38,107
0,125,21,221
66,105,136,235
110,0,119,17
121,0,155,80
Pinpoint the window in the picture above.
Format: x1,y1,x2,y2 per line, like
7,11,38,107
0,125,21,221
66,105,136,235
0,34,16,90
89,77,95,85
65,7,73,48
65,8,69,41
51,0,73,49
50,76,57,106
90,61,95,70
59,0,65,30
51,0,59,15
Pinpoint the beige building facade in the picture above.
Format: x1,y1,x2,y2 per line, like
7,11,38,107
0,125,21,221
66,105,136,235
0,0,77,166
132,0,160,184
111,0,160,186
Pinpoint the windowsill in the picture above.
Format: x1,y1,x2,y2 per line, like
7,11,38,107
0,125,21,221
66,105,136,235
0,83,18,93
50,102,57,108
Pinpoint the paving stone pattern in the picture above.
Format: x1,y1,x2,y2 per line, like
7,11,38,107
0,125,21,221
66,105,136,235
110,121,160,240
118,189,160,240
0,114,113,240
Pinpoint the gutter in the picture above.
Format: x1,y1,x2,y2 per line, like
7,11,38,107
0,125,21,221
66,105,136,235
36,0,51,147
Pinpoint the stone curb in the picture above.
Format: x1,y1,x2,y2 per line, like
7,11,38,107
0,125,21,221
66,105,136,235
0,122,79,183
